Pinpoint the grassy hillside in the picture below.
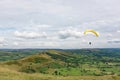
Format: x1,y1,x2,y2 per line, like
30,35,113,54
0,66,120,80
2,50,68,74
0,49,120,80
1,49,120,76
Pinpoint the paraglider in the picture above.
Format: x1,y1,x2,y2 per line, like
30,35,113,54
84,29,99,37
84,29,99,45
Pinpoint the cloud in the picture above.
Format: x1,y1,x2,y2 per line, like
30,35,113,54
14,31,47,39
0,44,8,47
117,30,120,33
11,41,60,48
0,37,8,46
35,24,51,28
107,33,113,37
0,37,5,43
13,42,19,46
0,0,120,48
108,40,120,43
107,39,120,43
58,28,83,39
80,18,120,32
39,42,60,47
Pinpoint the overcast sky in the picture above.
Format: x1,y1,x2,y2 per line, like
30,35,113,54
0,0,120,49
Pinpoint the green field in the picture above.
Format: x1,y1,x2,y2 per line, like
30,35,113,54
1,66,120,80
0,49,120,80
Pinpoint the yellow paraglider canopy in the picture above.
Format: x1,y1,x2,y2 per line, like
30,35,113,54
84,29,99,37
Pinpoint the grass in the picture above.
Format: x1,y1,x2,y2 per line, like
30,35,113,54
1,49,120,80
0,66,120,80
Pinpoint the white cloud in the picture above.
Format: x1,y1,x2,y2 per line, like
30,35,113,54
117,30,120,33
58,28,83,39
0,0,120,48
13,42,19,46
107,38,120,43
35,24,51,28
10,41,60,48
80,17,120,31
0,44,8,47
108,40,120,43
39,42,60,47
14,31,47,39
0,37,8,47
0,37,5,43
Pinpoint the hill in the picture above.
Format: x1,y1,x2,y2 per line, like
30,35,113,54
0,49,44,61
1,49,120,76
2,50,71,75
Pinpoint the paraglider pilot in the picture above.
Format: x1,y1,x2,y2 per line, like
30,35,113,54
89,42,92,45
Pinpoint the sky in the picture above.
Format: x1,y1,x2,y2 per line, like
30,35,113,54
0,0,120,49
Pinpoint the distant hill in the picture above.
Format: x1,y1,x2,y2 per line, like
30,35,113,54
0,49,44,61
